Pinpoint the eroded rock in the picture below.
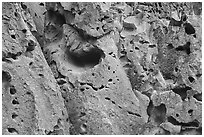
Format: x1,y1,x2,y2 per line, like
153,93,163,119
2,2,69,135
2,2,202,135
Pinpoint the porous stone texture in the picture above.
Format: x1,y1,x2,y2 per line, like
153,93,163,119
2,2,69,135
2,2,202,135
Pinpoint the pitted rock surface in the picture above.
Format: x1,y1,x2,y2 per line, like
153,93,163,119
2,2,202,135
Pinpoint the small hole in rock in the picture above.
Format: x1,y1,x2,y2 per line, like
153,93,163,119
149,44,156,48
181,14,187,22
105,97,111,101
12,112,18,119
108,79,112,82
99,85,104,90
172,86,191,100
188,109,193,116
140,75,145,78
27,40,36,51
193,93,202,101
39,3,44,6
123,22,136,31
81,123,87,128
57,79,66,85
176,113,179,117
10,86,17,95
143,67,147,71
38,74,44,77
120,50,126,55
118,105,122,109
80,83,85,86
167,43,174,50
80,88,85,92
118,10,122,14
2,57,12,63
11,35,16,39
66,118,69,122
21,3,27,9
29,62,33,66
167,116,180,125
12,99,19,105
85,87,89,90
130,40,134,44
26,92,31,95
149,68,154,72
108,66,111,70
7,128,18,134
175,42,191,55
2,71,12,82
168,116,199,127
169,18,182,26
111,100,116,104
139,40,149,44
196,73,201,78
175,66,179,72
127,110,141,117
79,112,86,117
14,12,18,17
21,29,27,33
184,42,191,55
126,2,134,7
188,76,195,83
54,125,59,129
184,23,195,35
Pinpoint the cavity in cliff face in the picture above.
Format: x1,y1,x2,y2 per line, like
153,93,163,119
2,2,202,135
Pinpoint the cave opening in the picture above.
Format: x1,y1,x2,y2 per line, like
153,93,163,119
66,46,105,68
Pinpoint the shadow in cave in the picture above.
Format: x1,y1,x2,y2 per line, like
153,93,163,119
66,46,105,68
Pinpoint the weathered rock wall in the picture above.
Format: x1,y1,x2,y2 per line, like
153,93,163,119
2,2,202,135
2,2,69,135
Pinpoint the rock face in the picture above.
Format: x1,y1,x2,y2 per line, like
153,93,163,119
2,3,69,135
2,2,202,135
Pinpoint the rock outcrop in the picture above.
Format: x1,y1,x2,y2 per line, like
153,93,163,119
2,2,202,135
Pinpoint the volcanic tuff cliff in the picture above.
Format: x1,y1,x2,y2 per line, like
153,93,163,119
2,2,202,135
